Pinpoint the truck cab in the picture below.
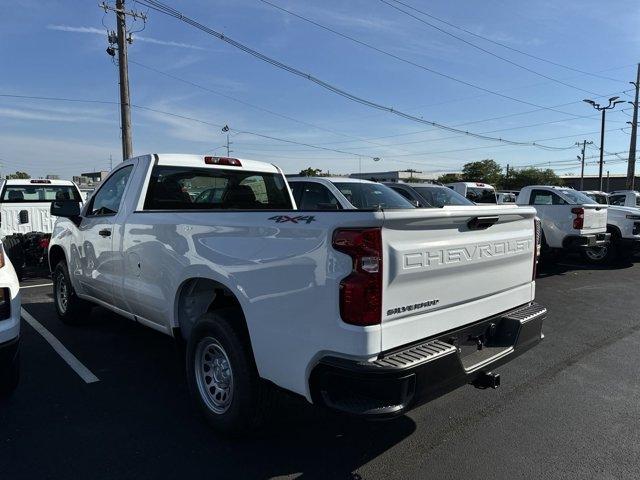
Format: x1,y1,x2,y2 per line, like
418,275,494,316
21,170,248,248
445,182,497,204
608,190,640,208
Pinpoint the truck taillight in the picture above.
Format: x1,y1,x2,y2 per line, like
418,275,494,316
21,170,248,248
571,207,584,230
204,156,242,167
533,217,541,279
332,228,382,326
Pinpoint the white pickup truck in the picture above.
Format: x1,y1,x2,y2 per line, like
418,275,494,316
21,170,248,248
580,191,640,262
516,186,610,261
0,178,83,279
48,154,545,434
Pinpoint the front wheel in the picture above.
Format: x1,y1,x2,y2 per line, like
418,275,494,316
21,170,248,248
53,261,92,323
186,309,270,435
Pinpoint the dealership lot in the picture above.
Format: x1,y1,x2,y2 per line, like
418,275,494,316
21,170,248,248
2,259,640,480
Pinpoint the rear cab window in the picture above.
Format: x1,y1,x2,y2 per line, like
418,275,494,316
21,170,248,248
333,182,414,209
466,187,497,203
1,183,82,203
143,166,293,210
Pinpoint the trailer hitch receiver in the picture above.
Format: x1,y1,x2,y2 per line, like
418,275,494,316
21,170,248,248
472,371,500,389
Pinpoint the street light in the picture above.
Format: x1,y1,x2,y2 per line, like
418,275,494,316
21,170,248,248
583,96,625,190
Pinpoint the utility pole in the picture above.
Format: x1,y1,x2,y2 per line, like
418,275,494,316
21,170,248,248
606,170,610,192
505,163,510,189
101,1,146,161
576,140,593,191
221,125,232,157
109,154,113,170
626,63,640,190
584,96,625,191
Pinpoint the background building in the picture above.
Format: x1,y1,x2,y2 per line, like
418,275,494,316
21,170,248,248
560,174,640,192
73,170,109,187
349,170,443,183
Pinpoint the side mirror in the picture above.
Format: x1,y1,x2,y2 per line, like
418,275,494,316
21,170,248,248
51,201,81,219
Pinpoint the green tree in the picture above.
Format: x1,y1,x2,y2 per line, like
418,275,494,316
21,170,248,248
508,167,563,189
298,167,323,177
461,159,503,186
436,173,461,184
5,171,30,179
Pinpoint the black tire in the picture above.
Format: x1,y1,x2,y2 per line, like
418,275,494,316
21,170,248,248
0,351,19,396
53,261,92,324
186,309,270,435
3,236,24,281
580,244,617,264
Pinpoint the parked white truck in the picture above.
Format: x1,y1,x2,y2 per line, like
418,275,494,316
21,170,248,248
48,154,546,434
516,186,610,262
608,190,640,208
580,191,640,262
0,178,83,278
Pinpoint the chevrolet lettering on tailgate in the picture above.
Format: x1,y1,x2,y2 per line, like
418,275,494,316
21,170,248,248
404,238,532,270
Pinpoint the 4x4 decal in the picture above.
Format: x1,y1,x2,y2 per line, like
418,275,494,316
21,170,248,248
268,215,316,224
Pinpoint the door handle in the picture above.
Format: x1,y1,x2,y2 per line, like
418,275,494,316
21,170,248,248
98,229,112,237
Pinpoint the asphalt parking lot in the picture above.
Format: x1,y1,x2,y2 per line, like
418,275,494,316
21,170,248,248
2,258,640,480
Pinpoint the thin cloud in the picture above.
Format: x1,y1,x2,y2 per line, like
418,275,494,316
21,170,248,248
47,25,206,50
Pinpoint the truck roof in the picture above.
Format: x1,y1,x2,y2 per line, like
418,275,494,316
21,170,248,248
2,178,77,186
287,176,376,184
446,182,495,188
155,154,279,174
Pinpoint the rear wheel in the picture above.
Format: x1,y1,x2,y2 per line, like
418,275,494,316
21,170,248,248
581,244,616,264
3,235,24,281
53,261,92,323
186,309,270,435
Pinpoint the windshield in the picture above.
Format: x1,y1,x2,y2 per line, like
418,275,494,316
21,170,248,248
414,186,474,207
1,184,82,203
333,182,415,209
559,189,599,205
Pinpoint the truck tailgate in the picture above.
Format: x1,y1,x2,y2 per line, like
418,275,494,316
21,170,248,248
580,204,607,232
380,205,537,351
0,204,56,235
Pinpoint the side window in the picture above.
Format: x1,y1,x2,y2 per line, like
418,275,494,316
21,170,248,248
299,183,340,210
289,182,304,205
87,166,133,216
391,187,414,201
530,189,565,205
609,195,625,206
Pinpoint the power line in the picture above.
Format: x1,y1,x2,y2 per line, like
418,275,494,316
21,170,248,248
129,59,414,151
378,0,601,95
135,0,604,147
0,93,379,159
255,0,602,118
383,0,631,84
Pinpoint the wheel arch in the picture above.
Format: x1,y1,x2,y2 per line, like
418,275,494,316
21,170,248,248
48,244,66,272
173,276,252,348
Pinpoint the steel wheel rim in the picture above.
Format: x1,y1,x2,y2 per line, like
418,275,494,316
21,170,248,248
585,246,607,260
55,272,69,314
195,337,234,414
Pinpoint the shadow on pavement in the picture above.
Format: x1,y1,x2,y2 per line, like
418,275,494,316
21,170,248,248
536,252,636,279
3,301,416,479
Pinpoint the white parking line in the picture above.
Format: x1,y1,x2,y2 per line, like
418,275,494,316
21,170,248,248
21,283,53,289
21,308,100,384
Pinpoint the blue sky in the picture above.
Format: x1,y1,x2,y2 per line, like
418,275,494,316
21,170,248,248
0,0,638,179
